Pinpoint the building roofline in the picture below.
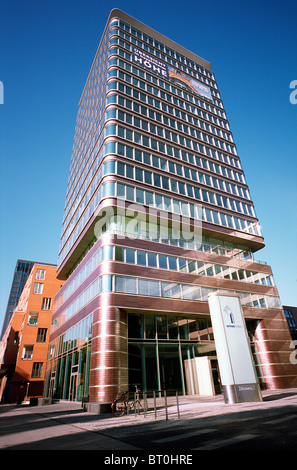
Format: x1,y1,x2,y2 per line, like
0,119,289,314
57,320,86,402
15,259,57,268
109,9,212,70
79,9,211,107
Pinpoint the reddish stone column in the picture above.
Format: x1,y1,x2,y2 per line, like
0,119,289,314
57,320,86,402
254,311,297,389
89,293,128,404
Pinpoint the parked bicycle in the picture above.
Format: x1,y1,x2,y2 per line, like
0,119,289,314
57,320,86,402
111,386,149,417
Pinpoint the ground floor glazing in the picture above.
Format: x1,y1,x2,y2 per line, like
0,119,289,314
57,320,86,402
45,311,260,402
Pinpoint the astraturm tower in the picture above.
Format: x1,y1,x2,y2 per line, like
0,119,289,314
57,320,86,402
45,10,296,409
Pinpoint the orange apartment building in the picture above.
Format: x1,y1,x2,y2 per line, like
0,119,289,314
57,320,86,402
0,262,63,403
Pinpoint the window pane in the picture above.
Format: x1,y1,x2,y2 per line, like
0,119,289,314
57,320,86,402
156,315,167,339
144,315,155,339
168,256,177,270
137,251,146,265
159,254,168,269
126,277,137,294
168,316,179,339
115,246,124,261
126,248,135,263
147,252,157,267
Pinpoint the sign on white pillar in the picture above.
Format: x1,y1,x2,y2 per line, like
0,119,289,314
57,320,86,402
208,292,262,403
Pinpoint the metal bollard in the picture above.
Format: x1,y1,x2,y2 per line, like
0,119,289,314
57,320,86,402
164,390,168,420
176,391,180,419
153,391,157,419
144,391,147,418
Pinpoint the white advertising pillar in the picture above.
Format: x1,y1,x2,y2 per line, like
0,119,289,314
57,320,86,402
208,292,262,404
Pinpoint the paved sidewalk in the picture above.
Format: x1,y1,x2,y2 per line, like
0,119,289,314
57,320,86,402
1,388,297,450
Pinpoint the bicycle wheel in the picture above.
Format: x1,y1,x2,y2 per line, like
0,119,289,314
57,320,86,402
112,401,126,417
136,399,149,415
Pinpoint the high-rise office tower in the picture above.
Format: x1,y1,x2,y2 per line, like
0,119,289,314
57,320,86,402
1,260,34,339
45,10,296,408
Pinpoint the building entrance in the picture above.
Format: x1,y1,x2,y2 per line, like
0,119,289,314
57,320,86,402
128,312,217,396
69,365,79,401
48,371,56,397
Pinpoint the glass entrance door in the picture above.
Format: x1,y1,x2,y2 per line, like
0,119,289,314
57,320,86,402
69,365,79,401
158,343,183,394
49,371,55,397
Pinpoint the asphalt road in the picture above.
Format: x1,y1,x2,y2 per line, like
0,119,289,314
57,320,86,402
103,402,297,451
1,389,297,452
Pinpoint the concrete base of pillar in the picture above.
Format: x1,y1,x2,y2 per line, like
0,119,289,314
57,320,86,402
38,397,52,406
84,402,111,414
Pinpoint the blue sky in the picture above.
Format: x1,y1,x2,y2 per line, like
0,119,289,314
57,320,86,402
1,0,296,329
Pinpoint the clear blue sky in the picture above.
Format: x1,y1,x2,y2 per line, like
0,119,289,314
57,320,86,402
0,0,296,330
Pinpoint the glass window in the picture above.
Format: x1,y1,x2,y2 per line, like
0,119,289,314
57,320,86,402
179,259,188,272
206,266,214,276
188,319,199,340
135,149,142,161
33,282,43,294
162,176,169,190
128,313,144,338
143,152,151,165
37,328,47,342
136,188,144,204
22,345,33,360
126,277,137,294
148,279,160,296
168,316,179,339
126,165,134,179
117,183,125,199
145,315,156,339
147,252,157,267
156,315,167,339
154,174,161,187
155,194,163,208
115,246,124,261
188,260,196,273
144,171,152,184
159,254,168,269
104,160,115,175
126,185,134,201
168,256,177,270
138,279,149,295
135,168,143,181
41,298,52,310
32,362,43,378
179,182,185,195
145,191,154,206
179,318,189,339
28,312,38,325
102,245,113,260
137,250,146,265
36,269,45,280
101,275,112,292
197,318,210,341
103,182,115,198
126,248,135,263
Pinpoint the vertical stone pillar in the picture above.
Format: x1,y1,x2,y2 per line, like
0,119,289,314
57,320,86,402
88,293,128,408
254,312,297,389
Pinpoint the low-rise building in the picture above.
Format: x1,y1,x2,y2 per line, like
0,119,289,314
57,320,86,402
0,262,63,403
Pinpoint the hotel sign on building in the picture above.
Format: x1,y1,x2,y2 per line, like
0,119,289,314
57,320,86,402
132,46,169,78
132,46,212,100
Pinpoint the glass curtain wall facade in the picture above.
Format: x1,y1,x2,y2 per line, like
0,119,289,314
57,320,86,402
45,9,296,405
1,260,34,339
